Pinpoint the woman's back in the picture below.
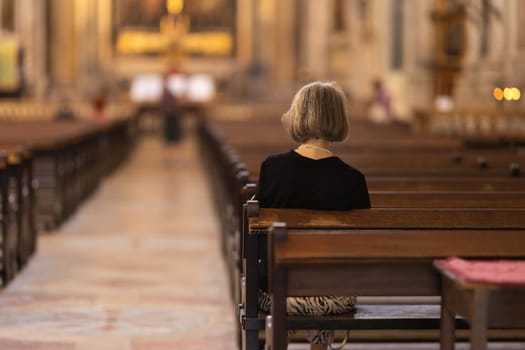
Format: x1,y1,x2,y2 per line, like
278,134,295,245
256,150,370,210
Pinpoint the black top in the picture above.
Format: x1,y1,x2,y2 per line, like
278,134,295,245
254,150,371,291
256,150,371,210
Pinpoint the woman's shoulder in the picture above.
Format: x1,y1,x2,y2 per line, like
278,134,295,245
262,150,296,164
336,159,367,179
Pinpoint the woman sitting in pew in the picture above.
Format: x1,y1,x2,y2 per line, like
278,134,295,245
255,81,371,350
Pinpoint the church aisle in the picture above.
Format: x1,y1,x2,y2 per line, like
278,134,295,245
0,133,236,350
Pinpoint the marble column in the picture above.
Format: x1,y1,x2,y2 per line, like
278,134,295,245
344,1,363,96
48,0,77,94
75,0,102,98
301,0,330,80
236,0,253,67
519,0,525,50
518,0,525,108
272,0,296,87
12,0,47,98
462,1,481,67
241,0,270,98
507,0,523,108
454,0,486,109
96,0,113,83
502,0,518,83
404,0,434,112
345,0,384,100
325,0,351,83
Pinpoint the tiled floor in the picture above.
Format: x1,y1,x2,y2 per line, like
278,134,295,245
0,131,236,350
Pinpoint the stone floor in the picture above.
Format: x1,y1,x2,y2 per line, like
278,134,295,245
0,128,523,350
0,132,236,350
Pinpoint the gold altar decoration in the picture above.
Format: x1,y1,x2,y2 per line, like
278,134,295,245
116,29,232,56
115,0,232,56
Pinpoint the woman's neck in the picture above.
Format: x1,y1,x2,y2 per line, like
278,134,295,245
295,139,333,160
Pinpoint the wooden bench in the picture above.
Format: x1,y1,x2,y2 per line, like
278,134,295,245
197,117,525,349
0,116,137,287
0,118,137,230
0,151,15,284
237,151,524,179
242,202,525,350
370,191,525,208
6,146,35,270
366,177,525,192
434,258,525,350
199,121,525,247
263,216,525,350
0,146,33,285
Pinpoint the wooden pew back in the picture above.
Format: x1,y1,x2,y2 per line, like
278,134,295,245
264,213,525,350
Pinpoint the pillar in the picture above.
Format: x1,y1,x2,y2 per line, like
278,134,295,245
48,0,76,93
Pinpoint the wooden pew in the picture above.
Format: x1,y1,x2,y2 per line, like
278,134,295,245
204,120,525,191
260,209,525,350
197,117,525,349
367,177,525,192
0,121,98,229
199,119,525,284
203,118,525,181
199,118,525,265
0,118,137,230
201,119,525,232
370,191,525,208
7,146,35,269
0,151,14,284
236,152,523,180
0,115,137,288
213,120,464,151
0,148,26,285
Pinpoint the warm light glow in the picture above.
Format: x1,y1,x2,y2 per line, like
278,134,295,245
165,74,216,102
167,0,184,15
493,87,504,101
130,74,163,102
434,95,454,112
504,88,514,101
187,74,216,102
167,74,188,98
511,87,521,101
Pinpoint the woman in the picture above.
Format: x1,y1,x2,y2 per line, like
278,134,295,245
255,81,371,350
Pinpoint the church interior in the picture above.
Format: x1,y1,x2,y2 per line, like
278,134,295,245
0,0,525,349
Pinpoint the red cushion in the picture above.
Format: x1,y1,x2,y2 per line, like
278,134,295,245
435,257,525,286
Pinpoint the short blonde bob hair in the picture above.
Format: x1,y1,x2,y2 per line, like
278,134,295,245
281,81,348,143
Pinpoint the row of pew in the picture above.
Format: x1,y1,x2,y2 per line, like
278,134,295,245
198,114,525,350
0,116,138,287
413,108,525,142
0,146,34,285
